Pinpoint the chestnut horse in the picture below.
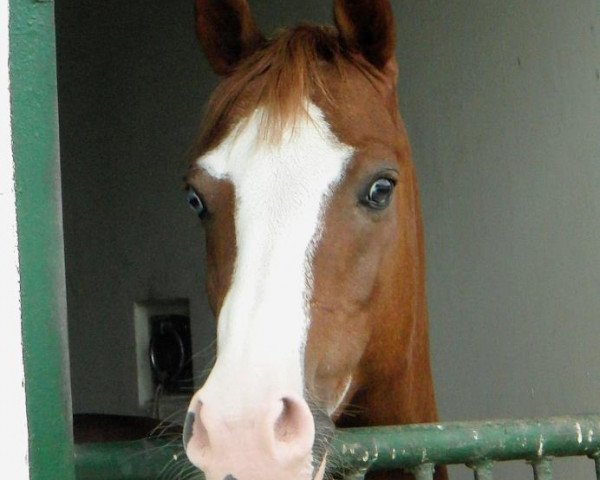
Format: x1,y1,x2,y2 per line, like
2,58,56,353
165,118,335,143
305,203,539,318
183,1,445,479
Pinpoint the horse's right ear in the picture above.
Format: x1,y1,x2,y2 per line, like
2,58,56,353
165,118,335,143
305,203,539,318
195,0,265,76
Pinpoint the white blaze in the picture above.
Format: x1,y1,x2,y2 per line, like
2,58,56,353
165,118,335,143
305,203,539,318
197,103,352,412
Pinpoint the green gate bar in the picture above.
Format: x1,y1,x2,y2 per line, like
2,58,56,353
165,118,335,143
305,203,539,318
74,415,600,479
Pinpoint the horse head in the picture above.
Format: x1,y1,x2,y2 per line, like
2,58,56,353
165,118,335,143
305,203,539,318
183,1,439,479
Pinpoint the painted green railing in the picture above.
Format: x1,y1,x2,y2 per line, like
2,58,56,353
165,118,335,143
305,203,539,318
74,415,600,480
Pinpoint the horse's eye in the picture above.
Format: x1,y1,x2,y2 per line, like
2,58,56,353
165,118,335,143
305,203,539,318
187,189,206,218
364,178,395,209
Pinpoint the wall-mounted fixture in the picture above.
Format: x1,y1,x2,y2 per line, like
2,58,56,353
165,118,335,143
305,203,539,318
149,313,193,394
134,300,193,424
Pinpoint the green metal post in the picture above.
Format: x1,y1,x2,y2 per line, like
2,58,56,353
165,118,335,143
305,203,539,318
411,463,435,480
469,461,494,480
531,457,553,480
593,453,600,480
341,469,369,480
9,0,74,479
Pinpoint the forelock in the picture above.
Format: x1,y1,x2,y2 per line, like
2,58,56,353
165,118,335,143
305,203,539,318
190,25,356,159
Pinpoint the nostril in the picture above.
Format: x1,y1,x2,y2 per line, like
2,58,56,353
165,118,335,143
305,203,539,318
274,398,298,442
184,400,210,467
273,396,315,459
183,411,195,448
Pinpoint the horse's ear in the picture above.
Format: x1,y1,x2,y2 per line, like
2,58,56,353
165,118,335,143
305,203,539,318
334,0,396,73
195,0,265,76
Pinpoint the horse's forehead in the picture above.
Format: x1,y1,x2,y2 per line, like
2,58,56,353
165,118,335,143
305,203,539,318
196,103,353,186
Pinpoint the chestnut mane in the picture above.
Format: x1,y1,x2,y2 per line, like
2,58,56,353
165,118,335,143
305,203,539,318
193,24,367,157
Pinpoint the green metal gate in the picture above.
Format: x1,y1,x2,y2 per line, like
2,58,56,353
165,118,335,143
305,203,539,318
73,415,600,479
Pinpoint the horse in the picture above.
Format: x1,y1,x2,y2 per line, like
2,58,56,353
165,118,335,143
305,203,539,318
182,1,445,479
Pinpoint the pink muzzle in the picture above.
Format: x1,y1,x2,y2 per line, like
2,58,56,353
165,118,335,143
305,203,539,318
184,393,317,480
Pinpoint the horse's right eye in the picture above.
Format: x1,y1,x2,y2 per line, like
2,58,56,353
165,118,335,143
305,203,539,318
187,189,206,218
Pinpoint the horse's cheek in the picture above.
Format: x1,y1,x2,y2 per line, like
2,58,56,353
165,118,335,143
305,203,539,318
304,306,370,408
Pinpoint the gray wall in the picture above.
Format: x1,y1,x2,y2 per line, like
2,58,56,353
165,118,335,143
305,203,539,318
56,0,211,416
57,1,600,476
399,0,600,420
394,2,600,477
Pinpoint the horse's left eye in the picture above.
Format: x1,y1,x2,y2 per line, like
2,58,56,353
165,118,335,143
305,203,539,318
364,178,395,209
187,189,206,218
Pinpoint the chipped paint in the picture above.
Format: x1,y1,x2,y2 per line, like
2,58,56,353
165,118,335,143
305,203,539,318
576,422,583,444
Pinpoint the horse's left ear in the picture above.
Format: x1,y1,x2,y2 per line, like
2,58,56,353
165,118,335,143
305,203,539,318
334,0,396,75
195,0,265,76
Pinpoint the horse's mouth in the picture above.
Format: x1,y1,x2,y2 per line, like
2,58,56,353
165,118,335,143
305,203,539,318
217,460,326,480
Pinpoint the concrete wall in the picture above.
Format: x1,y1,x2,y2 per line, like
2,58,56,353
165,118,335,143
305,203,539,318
57,1,600,476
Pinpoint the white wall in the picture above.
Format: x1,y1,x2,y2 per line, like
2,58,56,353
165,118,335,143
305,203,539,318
57,2,600,476
0,2,29,478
